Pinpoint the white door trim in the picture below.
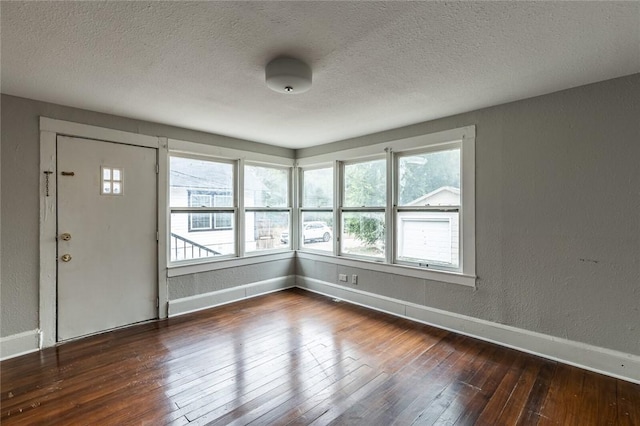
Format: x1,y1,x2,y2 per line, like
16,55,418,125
39,117,168,348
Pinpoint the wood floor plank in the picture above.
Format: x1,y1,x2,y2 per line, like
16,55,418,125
1,288,638,425
474,353,536,425
515,360,557,425
536,364,585,425
618,379,640,425
580,371,618,425
408,341,503,424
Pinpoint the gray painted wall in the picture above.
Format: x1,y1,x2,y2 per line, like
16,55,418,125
2,73,639,358
169,259,295,299
0,94,294,337
297,73,640,356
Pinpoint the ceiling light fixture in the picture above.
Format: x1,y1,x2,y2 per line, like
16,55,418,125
265,57,312,94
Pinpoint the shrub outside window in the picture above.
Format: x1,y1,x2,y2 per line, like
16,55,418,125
341,158,386,259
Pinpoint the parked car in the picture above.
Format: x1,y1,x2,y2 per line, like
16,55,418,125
280,221,332,244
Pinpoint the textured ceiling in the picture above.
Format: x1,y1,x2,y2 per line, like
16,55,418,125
2,2,639,149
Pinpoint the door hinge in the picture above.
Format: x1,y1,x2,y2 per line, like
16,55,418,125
156,164,159,174
156,231,159,241
156,298,160,308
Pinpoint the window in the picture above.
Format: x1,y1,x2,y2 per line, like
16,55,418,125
341,158,386,259
101,166,122,195
189,193,212,230
244,164,290,253
187,192,233,231
300,167,333,252
213,195,233,229
296,125,475,285
169,156,236,261
396,147,460,269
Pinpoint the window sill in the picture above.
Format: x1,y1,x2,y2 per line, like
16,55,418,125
167,251,295,277
296,251,476,288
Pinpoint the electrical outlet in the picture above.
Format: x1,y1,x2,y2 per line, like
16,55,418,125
339,274,348,282
352,274,358,284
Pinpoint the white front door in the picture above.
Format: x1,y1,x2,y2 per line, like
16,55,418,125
57,136,158,341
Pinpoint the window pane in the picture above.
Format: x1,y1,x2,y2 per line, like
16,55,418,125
170,157,234,208
300,212,333,252
245,165,288,208
170,212,235,261
245,211,290,252
112,169,121,181
344,159,386,207
303,167,333,208
398,148,460,206
103,168,111,180
397,212,459,267
341,212,385,258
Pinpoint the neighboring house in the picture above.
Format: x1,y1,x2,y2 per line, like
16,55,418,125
398,186,460,267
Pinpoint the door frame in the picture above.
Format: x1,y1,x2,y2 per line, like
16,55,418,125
39,117,169,348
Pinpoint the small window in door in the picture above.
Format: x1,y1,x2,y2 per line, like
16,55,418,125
101,167,123,195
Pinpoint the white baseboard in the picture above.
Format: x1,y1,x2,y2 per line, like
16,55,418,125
168,275,296,317
295,276,640,384
0,329,41,361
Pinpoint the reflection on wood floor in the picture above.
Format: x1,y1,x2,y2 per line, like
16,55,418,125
1,288,639,425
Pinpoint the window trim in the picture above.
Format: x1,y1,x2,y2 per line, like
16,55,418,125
244,162,293,253
169,155,237,260
296,125,476,287
393,142,462,272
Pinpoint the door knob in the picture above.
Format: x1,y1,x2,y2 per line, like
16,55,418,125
60,254,72,262
60,233,71,241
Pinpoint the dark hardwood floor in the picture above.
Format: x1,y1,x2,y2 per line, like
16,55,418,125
1,288,639,425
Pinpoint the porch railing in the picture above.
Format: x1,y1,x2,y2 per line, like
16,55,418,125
170,233,221,261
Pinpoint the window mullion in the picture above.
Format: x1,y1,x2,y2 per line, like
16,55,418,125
334,160,341,256
386,148,394,265
237,158,245,258
292,165,299,250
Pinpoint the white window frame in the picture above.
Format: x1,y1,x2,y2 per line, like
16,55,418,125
167,138,295,276
244,162,292,254
393,142,462,272
339,156,387,261
298,164,335,253
169,153,237,262
296,125,476,287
